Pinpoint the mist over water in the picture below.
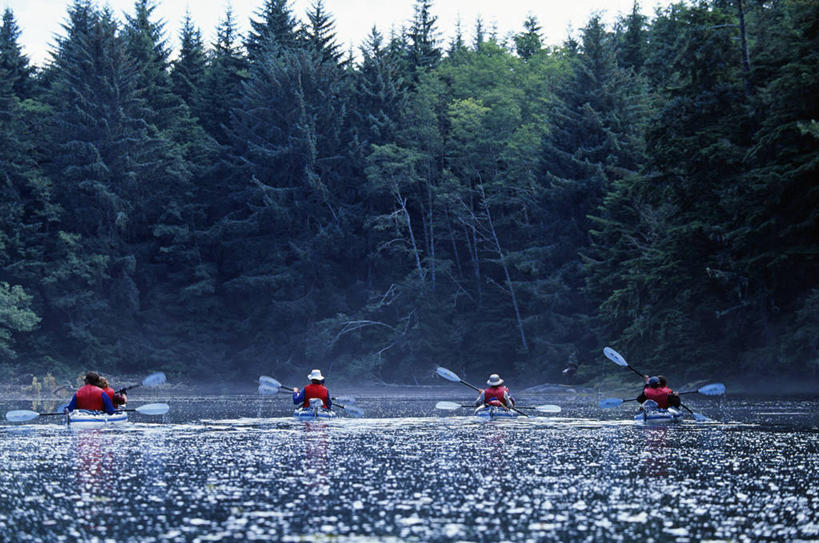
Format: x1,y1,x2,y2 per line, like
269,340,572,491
1,393,817,541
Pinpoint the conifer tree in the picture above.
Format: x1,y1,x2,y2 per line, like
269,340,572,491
170,9,207,110
0,8,34,98
245,0,299,63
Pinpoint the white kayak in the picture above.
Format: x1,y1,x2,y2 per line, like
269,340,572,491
634,405,683,424
474,405,519,420
293,407,337,420
67,409,129,427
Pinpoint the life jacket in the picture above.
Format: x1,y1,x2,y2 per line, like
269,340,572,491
484,386,510,406
302,383,330,408
102,386,126,407
643,386,673,409
75,384,106,411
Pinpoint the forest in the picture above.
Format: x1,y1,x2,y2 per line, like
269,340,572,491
0,0,816,385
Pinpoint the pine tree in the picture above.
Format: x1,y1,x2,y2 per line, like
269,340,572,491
407,0,441,76
302,0,343,65
170,9,207,110
245,0,299,63
514,15,543,60
0,8,34,98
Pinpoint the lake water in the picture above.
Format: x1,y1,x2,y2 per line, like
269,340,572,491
1,391,818,542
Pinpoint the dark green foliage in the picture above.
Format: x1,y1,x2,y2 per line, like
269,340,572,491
1,0,816,383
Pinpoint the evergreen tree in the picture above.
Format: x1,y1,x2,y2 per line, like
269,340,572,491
407,0,441,76
199,7,247,145
514,15,543,60
245,0,299,63
170,9,207,110
0,8,34,98
302,0,343,65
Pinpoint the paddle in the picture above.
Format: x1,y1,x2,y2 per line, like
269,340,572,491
599,382,726,409
435,400,561,413
435,367,529,417
257,376,365,417
602,346,716,422
115,372,167,395
6,403,170,422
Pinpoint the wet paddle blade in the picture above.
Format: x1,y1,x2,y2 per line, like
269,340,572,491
534,404,561,413
258,384,279,395
692,412,712,422
598,398,625,409
142,372,167,387
5,410,40,422
435,401,462,410
134,403,170,416
698,383,726,396
333,396,356,404
435,367,461,383
603,347,628,367
259,375,281,388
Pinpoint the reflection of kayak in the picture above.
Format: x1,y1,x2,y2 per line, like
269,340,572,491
634,407,683,424
67,409,129,427
293,408,337,420
474,405,519,420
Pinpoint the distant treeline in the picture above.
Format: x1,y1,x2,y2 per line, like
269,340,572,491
0,0,816,383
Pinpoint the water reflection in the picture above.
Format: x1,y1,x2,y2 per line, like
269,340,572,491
641,426,670,478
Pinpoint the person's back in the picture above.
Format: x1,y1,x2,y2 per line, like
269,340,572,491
66,372,115,414
476,374,515,408
638,376,680,409
99,376,127,408
293,369,331,409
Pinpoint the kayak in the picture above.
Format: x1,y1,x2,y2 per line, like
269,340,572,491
293,407,337,420
67,409,129,427
634,407,683,424
474,405,519,420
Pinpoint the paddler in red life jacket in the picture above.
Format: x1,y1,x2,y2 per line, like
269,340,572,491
292,369,332,409
474,374,515,408
64,372,116,414
637,375,681,409
98,376,127,408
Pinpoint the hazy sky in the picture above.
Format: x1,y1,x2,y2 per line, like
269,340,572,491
3,0,677,66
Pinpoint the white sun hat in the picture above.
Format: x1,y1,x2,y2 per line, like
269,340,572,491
487,374,504,386
307,369,325,381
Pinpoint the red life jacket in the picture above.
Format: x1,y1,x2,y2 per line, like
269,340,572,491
75,384,106,411
484,386,510,406
643,386,673,409
102,386,125,407
302,383,330,408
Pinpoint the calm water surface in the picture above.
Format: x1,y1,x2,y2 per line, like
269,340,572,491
1,392,817,542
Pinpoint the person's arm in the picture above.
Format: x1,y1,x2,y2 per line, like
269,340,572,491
505,391,515,407
65,394,78,412
293,388,304,405
473,390,485,406
101,391,115,415
636,390,647,403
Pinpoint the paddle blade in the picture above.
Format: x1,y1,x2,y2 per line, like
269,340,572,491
333,396,356,405
534,404,561,413
598,398,625,409
603,347,628,367
692,412,712,422
5,410,41,422
436,367,461,383
134,403,170,416
258,384,280,395
141,372,167,387
642,399,659,411
435,401,463,410
340,405,365,418
697,383,726,396
259,375,282,388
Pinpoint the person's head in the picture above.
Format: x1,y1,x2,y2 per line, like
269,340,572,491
84,372,100,386
647,376,660,388
307,369,325,384
657,375,667,387
98,376,109,389
486,374,504,387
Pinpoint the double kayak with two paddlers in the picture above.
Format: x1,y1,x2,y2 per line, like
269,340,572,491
67,409,129,427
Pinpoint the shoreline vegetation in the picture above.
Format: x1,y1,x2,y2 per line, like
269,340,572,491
0,0,816,384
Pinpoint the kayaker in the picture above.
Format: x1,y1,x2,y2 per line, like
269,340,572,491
98,376,127,408
474,374,515,408
637,376,681,409
293,369,332,409
64,372,116,414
